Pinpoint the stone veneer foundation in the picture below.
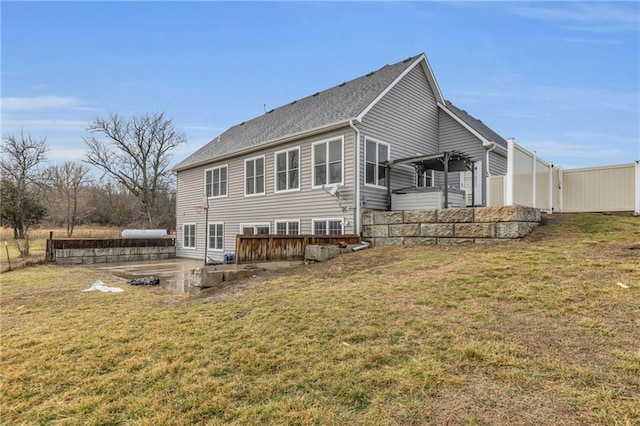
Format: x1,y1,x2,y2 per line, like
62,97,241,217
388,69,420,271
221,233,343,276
361,205,541,246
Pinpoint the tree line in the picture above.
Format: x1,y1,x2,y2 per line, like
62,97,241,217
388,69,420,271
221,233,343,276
0,112,185,256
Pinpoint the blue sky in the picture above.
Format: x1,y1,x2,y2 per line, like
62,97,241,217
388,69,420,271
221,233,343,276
2,1,639,170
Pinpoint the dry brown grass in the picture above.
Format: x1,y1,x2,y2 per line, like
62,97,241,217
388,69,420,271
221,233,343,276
1,213,639,424
0,226,121,272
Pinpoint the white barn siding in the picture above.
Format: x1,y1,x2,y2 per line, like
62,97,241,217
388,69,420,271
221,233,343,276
176,127,355,261
358,64,440,210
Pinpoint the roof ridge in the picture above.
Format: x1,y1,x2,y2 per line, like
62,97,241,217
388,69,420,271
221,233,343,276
444,100,507,147
238,54,423,127
174,53,425,171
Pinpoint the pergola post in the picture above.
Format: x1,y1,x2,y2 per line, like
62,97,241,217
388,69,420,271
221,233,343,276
386,161,392,211
443,152,450,209
471,162,475,207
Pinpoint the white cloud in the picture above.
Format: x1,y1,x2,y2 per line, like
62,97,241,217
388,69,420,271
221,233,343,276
560,37,624,45
182,125,226,133
1,116,89,133
517,132,639,166
511,3,640,33
453,85,638,112
47,147,89,162
1,95,83,111
526,139,628,162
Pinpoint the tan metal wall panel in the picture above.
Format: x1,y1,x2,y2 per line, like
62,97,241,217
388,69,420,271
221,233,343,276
562,163,635,212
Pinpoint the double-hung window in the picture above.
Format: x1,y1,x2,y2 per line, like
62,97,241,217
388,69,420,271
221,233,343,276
245,156,265,196
240,223,270,235
313,138,343,187
275,220,300,235
417,170,434,187
208,223,224,251
275,148,300,192
183,223,196,249
365,138,389,187
312,219,344,235
205,165,228,198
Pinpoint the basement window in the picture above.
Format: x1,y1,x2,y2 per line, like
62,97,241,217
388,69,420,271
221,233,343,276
183,223,196,249
275,220,300,235
312,218,344,235
208,223,224,251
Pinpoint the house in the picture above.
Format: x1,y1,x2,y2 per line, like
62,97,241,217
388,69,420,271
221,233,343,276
174,53,511,261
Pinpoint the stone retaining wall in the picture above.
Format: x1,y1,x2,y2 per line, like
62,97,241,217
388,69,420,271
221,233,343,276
55,246,175,264
362,205,540,246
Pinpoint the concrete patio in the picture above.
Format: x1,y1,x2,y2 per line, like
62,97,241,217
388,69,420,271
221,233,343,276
84,258,303,292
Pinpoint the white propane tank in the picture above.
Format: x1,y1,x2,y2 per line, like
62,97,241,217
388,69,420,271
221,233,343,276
121,229,167,239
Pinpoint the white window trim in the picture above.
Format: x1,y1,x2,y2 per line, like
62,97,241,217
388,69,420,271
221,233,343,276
364,137,390,189
273,147,301,194
311,136,345,189
244,155,266,197
311,218,345,235
239,222,271,235
274,219,301,235
182,223,196,250
417,169,435,187
205,164,229,199
207,222,224,252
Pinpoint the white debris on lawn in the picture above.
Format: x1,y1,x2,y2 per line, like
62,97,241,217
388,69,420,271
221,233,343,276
82,280,124,293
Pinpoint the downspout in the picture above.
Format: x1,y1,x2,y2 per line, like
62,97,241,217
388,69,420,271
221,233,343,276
485,142,496,206
349,120,361,235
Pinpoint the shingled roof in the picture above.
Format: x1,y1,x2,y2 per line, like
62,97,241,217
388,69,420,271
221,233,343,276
174,54,425,171
443,100,508,149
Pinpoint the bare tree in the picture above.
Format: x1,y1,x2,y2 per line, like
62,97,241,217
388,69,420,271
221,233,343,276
85,180,146,227
83,112,185,228
44,161,91,237
0,132,48,243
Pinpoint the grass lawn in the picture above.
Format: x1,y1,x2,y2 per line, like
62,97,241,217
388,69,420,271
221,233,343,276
1,213,639,425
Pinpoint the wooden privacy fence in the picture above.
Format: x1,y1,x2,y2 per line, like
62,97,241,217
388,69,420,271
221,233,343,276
235,234,361,264
46,238,175,262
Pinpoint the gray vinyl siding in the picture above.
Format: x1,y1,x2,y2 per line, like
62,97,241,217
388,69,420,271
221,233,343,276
438,109,491,205
489,150,507,175
176,127,355,261
358,64,440,211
